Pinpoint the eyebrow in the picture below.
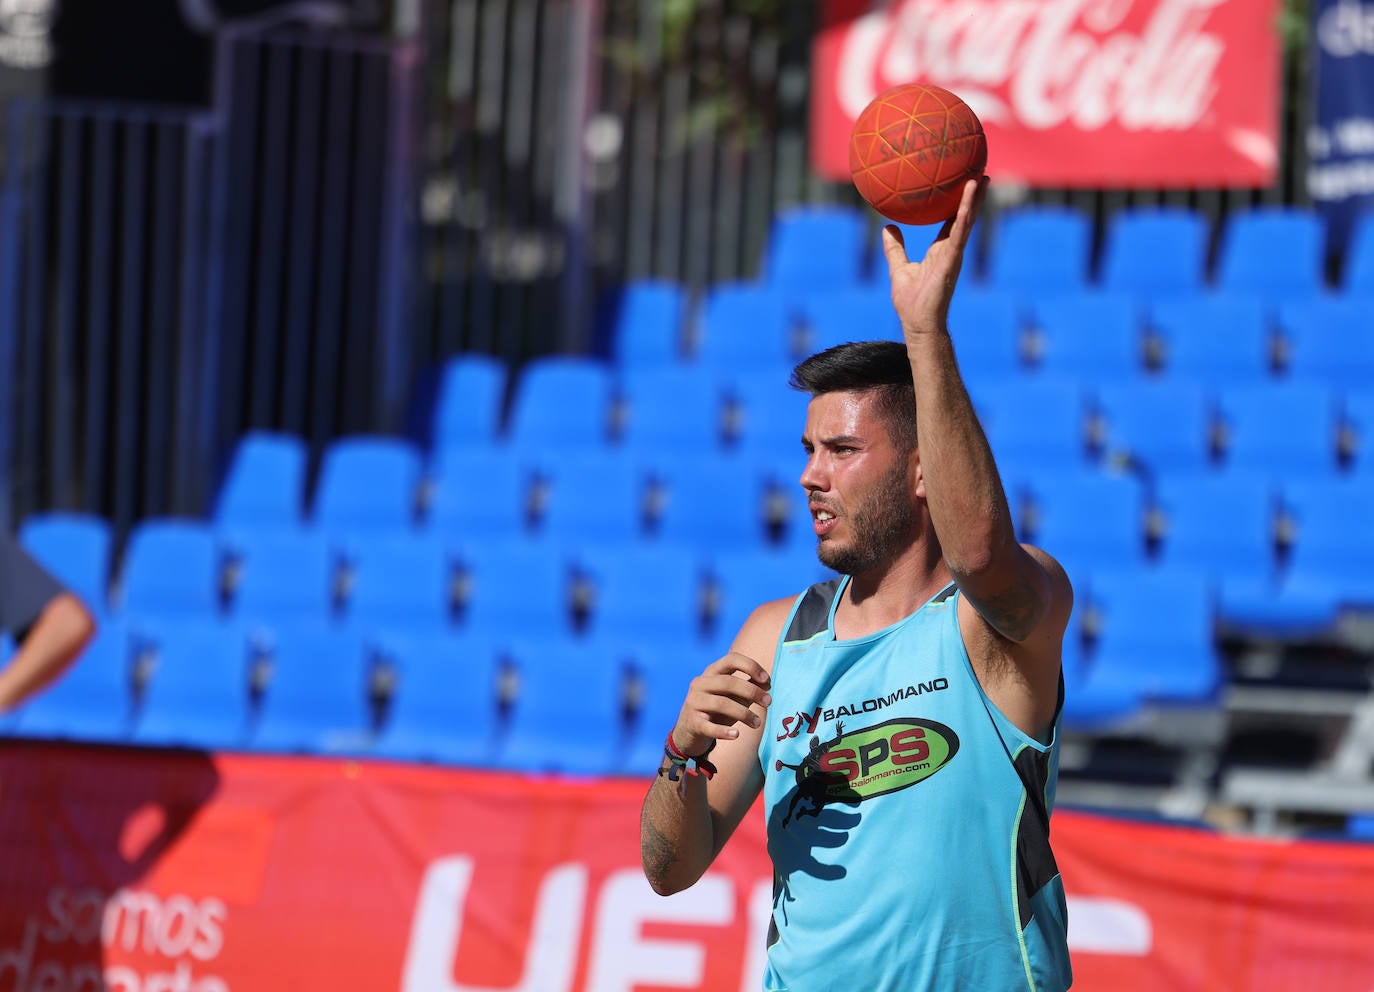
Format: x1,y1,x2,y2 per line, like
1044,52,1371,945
803,433,866,448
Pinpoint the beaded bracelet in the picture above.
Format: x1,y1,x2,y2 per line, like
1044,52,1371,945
659,732,718,793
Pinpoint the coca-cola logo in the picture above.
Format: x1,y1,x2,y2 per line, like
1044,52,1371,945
836,0,1226,131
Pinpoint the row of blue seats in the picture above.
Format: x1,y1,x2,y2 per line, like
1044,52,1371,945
602,282,1374,384
0,618,705,776
749,203,1374,300
0,557,1227,761
420,355,1374,478
25,450,1374,633
20,513,833,646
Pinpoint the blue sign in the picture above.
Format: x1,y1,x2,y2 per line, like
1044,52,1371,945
1308,0,1374,262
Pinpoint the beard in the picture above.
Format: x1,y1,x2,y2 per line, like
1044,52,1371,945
815,460,917,576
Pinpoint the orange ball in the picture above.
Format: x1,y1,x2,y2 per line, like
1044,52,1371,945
849,83,987,226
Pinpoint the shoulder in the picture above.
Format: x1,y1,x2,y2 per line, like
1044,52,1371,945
729,595,799,676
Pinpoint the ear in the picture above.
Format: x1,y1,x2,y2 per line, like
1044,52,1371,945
911,449,926,500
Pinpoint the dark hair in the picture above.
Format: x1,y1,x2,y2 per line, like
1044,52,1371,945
789,340,918,452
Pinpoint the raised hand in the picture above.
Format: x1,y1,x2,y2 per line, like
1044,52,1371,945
881,175,988,336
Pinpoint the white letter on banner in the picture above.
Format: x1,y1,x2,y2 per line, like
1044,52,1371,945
402,856,586,992
1065,895,1152,955
585,871,732,991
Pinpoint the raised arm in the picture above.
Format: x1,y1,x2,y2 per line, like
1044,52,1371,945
881,178,1058,644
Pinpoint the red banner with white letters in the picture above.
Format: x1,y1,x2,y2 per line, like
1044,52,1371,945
1,741,1374,991
810,0,1283,187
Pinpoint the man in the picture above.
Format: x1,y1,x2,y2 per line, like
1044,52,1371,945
0,529,96,711
639,177,1074,991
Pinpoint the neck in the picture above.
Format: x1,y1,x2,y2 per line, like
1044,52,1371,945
837,531,951,638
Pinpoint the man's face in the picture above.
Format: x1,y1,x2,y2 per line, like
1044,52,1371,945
799,390,918,576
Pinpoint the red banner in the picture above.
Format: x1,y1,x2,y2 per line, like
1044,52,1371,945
1,742,1374,991
810,0,1283,187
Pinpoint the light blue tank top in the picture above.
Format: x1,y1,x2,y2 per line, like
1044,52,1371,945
757,577,1072,992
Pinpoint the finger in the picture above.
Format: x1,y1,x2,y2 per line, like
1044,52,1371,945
947,177,982,250
697,673,772,710
881,224,909,278
713,651,771,688
682,697,763,738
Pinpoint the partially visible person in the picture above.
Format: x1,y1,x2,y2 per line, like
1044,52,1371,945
639,177,1074,991
0,529,96,711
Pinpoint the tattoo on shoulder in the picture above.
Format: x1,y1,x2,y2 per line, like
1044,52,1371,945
641,820,678,879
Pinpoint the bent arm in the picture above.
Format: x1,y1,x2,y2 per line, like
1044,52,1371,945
0,592,96,711
639,598,785,895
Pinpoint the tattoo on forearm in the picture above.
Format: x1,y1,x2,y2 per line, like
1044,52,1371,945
641,820,679,881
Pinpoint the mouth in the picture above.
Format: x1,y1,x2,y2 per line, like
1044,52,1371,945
811,505,838,538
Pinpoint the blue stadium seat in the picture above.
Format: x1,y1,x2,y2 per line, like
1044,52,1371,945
504,356,616,449
575,543,707,643
311,435,423,542
529,447,650,545
1276,297,1374,389
693,283,800,371
426,443,533,540
115,519,224,623
1099,206,1209,298
1280,476,1374,606
1214,207,1326,304
248,622,375,754
1023,470,1149,574
211,431,308,532
615,365,728,453
493,636,628,775
762,205,869,290
341,533,457,636
1344,213,1374,296
1029,292,1146,380
1083,566,1223,704
429,352,508,448
971,376,1093,472
606,280,689,368
1151,470,1280,584
1345,389,1374,475
129,620,254,750
455,536,575,638
369,630,502,766
225,527,338,629
798,286,902,355
722,365,813,456
644,451,778,551
947,289,1028,384
11,621,135,742
1148,293,1275,383
18,511,113,616
984,206,1092,294
1095,379,1214,475
1219,476,1374,637
1214,380,1341,477
1059,613,1145,732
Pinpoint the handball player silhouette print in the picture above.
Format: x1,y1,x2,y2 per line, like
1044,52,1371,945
640,114,1076,989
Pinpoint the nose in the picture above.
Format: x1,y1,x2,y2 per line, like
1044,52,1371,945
799,451,826,493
